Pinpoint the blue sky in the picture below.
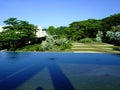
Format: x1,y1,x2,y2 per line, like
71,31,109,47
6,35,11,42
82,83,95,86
0,0,120,28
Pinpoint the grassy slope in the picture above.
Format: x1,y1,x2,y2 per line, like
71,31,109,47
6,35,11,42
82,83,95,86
72,43,120,53
16,42,120,53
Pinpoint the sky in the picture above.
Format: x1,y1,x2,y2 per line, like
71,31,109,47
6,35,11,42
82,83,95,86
0,0,120,28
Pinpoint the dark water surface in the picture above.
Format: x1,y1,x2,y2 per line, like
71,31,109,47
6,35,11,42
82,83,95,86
0,52,120,90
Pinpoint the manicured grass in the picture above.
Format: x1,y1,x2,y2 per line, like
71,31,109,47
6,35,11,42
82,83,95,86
15,42,120,53
72,43,120,53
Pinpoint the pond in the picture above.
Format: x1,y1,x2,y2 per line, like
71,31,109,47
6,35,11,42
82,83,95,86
0,52,120,90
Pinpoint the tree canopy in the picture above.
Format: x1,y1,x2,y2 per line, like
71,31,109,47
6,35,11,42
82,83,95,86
102,13,120,31
0,18,38,41
68,19,102,40
47,26,56,35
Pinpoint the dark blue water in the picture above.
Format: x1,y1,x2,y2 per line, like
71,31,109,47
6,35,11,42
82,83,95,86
0,52,120,90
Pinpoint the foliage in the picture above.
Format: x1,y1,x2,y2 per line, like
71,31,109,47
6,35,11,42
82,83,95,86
0,18,38,41
112,25,120,32
69,19,102,41
105,31,115,43
114,32,120,45
79,38,93,43
114,32,120,41
95,31,103,42
41,41,54,51
46,35,54,42
55,38,72,50
113,47,120,51
0,18,39,50
16,44,41,52
41,36,54,51
105,31,120,45
46,26,70,38
102,13,120,31
55,26,69,38
41,36,72,51
1,14,120,51
47,26,56,35
0,30,27,40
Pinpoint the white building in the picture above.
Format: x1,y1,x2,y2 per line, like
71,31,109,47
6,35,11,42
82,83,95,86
0,26,48,38
0,26,4,32
36,27,48,37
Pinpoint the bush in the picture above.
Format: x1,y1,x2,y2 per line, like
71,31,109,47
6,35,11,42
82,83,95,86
105,31,120,45
46,35,54,42
95,31,103,42
40,36,55,51
79,38,93,43
54,38,72,50
113,47,120,51
57,38,72,50
95,37,102,43
41,36,72,51
41,41,54,51
16,44,41,52
16,36,72,52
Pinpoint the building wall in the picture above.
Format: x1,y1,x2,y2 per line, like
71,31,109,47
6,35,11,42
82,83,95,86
0,26,3,32
36,27,48,37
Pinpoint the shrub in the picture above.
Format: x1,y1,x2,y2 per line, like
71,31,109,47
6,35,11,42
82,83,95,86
16,44,41,52
41,36,72,51
95,31,103,42
46,35,54,42
55,38,72,50
40,36,55,51
79,38,93,43
113,47,120,51
41,41,54,51
105,31,120,45
106,31,114,41
95,37,102,43
55,38,67,45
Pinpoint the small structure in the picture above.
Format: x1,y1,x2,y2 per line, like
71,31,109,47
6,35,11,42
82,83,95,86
0,26,4,32
36,27,48,37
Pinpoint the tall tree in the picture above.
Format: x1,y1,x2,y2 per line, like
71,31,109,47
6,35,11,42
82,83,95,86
102,13,120,31
0,18,38,50
69,19,102,40
1,18,38,40
47,26,56,35
55,26,69,38
4,18,18,26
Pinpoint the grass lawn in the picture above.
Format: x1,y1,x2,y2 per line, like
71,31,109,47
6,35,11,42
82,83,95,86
72,42,120,53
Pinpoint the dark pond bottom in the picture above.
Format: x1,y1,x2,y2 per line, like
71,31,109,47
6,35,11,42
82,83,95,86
0,52,120,90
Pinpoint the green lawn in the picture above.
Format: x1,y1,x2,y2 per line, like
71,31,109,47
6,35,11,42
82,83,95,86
72,43,120,53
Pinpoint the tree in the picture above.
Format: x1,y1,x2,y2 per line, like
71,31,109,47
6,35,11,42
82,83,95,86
96,31,103,42
112,25,120,32
68,19,102,41
0,18,38,50
102,13,120,31
4,18,18,26
55,26,69,38
47,26,56,35
105,25,120,45
1,18,38,40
